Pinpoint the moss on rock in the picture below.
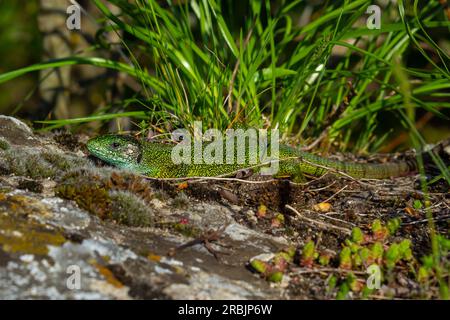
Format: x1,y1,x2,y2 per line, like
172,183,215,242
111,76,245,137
0,138,10,150
109,190,154,227
56,169,156,226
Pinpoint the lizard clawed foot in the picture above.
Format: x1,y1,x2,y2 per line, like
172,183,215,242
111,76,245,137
167,223,231,261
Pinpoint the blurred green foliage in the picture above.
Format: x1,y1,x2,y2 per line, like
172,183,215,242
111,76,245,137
0,0,41,114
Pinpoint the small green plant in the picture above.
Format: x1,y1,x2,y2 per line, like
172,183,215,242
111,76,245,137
351,227,364,244
370,242,384,265
327,275,338,294
357,247,371,265
249,247,296,283
339,247,352,270
413,200,423,210
371,219,389,241
415,235,450,299
385,243,401,270
387,218,401,235
318,253,331,266
336,282,350,300
300,241,318,267
332,223,419,299
250,259,268,274
336,274,361,300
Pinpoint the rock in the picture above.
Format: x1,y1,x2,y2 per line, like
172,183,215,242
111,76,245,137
0,116,38,147
0,116,287,299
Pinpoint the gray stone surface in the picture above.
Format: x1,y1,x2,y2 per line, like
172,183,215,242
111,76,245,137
0,116,288,299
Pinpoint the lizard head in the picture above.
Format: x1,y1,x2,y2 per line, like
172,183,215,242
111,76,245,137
87,134,142,170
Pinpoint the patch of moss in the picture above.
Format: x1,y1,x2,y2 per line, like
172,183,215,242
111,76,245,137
0,146,92,180
56,170,155,226
27,153,59,178
0,138,10,150
41,151,88,172
152,189,170,202
0,156,10,175
109,190,154,227
107,171,154,202
171,193,190,209
0,149,58,178
56,175,112,220
172,221,202,238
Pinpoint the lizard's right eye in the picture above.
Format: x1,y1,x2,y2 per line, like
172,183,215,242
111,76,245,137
111,142,120,149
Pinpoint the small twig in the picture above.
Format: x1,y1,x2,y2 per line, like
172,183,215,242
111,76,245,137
401,215,450,226
318,213,357,227
285,205,352,235
301,128,330,152
291,267,366,276
321,184,349,203
307,180,337,192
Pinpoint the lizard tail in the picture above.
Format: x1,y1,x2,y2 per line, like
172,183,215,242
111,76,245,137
297,151,417,179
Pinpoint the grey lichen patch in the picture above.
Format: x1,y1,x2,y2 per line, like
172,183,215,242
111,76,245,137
162,271,269,299
109,190,155,227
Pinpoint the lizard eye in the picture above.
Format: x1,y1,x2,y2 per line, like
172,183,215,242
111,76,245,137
110,142,120,149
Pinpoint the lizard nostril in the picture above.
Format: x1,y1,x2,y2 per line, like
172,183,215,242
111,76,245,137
111,142,120,149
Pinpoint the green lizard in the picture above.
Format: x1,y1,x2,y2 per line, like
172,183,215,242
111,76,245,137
86,134,416,180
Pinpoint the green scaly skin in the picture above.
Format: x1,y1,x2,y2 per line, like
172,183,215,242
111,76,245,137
86,134,415,180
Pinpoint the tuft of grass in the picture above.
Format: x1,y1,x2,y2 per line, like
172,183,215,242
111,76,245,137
0,1,447,157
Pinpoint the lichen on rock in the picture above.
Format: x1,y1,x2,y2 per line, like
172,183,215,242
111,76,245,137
0,193,67,255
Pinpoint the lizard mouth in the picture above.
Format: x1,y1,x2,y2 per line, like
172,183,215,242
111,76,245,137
86,138,113,164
